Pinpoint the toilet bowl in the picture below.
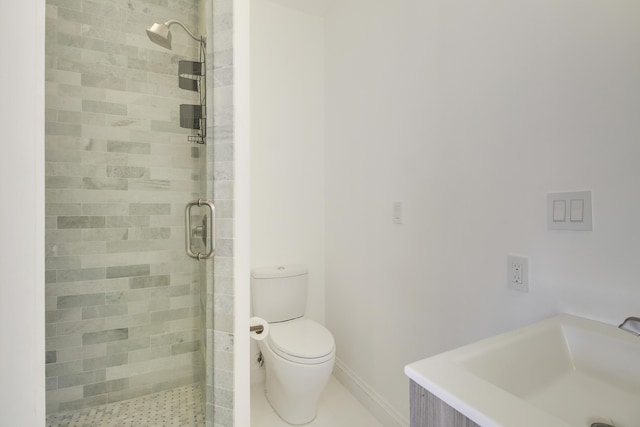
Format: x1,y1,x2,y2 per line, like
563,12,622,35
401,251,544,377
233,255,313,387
259,318,335,424
251,265,336,425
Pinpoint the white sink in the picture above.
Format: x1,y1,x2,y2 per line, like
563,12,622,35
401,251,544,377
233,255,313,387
405,314,640,427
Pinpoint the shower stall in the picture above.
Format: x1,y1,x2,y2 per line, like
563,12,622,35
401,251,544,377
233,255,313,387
43,0,234,425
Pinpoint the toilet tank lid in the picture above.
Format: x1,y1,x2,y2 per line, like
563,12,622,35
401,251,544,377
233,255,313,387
251,265,308,279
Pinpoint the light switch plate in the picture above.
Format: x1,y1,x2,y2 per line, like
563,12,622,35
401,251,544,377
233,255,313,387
393,201,403,224
547,191,592,231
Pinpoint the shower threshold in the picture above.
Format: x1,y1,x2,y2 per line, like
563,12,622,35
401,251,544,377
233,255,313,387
46,383,205,427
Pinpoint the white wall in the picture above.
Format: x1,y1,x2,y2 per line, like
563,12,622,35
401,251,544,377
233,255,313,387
325,0,640,421
249,0,326,382
250,0,326,323
0,1,46,425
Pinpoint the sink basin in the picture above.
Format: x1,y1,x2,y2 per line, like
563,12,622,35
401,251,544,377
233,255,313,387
405,314,640,427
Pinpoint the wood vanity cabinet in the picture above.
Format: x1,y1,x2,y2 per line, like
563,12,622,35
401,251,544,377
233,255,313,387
410,380,481,427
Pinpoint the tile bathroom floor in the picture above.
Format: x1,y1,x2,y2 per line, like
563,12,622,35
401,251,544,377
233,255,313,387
46,384,205,427
251,376,384,427
46,376,382,427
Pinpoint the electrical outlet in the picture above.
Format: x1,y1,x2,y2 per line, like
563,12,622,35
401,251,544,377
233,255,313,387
512,261,523,284
507,256,529,292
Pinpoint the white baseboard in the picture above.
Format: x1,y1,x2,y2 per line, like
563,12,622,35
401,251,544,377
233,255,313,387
332,358,409,427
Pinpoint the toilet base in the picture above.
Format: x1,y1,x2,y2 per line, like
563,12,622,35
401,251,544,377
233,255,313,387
265,373,317,425
260,343,335,425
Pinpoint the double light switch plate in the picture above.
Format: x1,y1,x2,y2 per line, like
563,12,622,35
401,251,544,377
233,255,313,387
547,191,592,231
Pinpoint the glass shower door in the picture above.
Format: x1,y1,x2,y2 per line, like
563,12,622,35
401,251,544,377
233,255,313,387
42,0,233,424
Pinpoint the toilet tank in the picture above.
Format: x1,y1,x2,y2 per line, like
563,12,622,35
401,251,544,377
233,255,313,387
251,265,308,323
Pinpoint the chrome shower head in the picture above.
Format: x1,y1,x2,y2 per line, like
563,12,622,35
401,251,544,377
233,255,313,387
145,19,205,50
146,22,173,50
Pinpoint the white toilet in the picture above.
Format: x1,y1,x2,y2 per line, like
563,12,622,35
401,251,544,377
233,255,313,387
251,265,335,425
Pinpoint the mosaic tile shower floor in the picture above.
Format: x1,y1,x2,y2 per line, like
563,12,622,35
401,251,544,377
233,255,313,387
46,384,205,427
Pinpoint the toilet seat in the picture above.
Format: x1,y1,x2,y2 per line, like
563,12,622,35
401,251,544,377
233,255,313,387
267,318,335,365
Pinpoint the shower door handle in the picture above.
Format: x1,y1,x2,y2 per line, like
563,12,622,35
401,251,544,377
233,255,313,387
185,199,215,260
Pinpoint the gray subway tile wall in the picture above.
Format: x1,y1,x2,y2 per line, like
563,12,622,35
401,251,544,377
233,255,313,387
45,0,234,423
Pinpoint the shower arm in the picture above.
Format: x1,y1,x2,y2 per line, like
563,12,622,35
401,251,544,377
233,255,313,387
165,19,206,45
